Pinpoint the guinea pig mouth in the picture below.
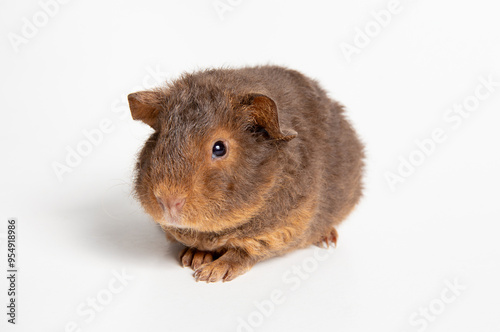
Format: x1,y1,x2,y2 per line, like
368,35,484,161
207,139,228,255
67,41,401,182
160,213,183,227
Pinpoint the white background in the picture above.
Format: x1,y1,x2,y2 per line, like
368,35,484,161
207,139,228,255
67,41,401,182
1,0,499,331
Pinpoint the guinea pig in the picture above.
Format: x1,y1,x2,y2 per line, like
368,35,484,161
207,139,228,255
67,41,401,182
128,65,364,282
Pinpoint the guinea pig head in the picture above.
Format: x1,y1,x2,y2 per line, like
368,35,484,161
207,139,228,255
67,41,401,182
128,88,297,233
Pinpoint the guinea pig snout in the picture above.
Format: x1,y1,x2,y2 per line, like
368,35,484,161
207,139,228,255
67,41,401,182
156,195,186,216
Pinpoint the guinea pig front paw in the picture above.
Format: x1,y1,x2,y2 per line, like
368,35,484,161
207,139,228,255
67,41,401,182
180,247,214,270
193,258,249,283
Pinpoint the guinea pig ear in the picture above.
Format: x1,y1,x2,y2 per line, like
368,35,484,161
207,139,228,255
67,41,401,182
242,94,297,141
127,90,164,129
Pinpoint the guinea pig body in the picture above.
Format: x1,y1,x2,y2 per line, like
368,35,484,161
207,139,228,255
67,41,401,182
128,65,364,282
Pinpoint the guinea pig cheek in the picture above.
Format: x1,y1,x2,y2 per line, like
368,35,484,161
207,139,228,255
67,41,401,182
195,137,249,230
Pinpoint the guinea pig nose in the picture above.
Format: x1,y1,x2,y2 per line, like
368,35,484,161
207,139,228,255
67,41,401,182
157,196,186,215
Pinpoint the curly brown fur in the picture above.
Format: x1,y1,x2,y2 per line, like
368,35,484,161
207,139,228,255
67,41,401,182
128,65,364,282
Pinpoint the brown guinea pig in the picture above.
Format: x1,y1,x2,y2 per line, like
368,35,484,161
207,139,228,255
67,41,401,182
128,65,364,282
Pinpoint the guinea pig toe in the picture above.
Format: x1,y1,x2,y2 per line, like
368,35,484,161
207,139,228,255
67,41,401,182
315,227,338,249
193,264,214,282
191,250,214,270
180,248,214,270
194,260,244,283
315,236,329,248
202,251,214,265
222,265,244,282
328,228,338,247
180,247,196,267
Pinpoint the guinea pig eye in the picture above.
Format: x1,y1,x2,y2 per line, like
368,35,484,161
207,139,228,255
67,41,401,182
212,141,227,159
